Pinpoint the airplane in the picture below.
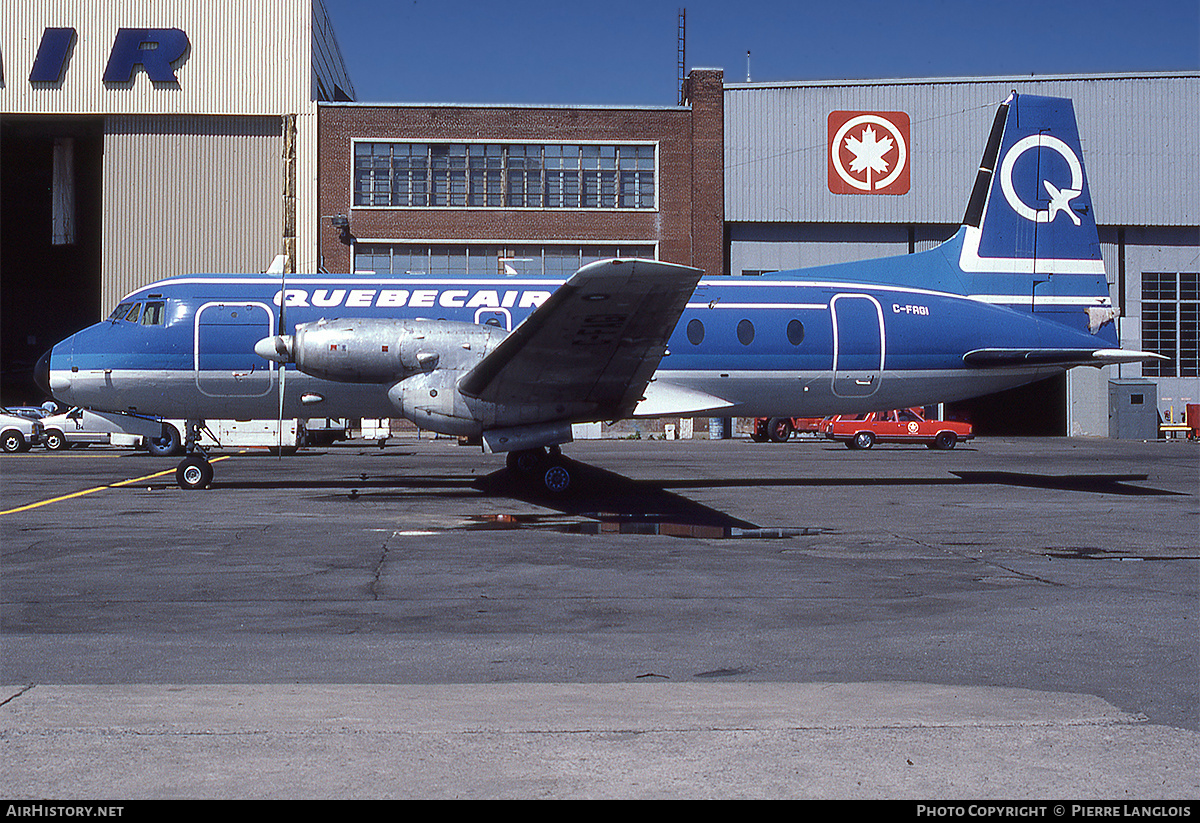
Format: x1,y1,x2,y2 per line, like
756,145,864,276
35,92,1163,493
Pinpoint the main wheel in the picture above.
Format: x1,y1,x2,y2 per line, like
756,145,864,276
175,455,213,490
542,462,572,494
767,418,793,443
507,447,547,474
43,430,69,451
850,431,875,450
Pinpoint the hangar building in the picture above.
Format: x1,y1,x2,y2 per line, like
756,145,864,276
1,0,353,400
723,74,1199,435
3,0,1196,437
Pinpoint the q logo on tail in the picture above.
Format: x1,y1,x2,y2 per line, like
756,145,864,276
999,135,1084,226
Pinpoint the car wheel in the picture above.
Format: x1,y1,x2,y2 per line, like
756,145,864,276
44,430,69,451
767,418,793,443
2,430,25,453
852,431,875,450
146,424,183,457
934,431,957,450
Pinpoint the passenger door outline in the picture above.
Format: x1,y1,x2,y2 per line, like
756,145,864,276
831,293,885,398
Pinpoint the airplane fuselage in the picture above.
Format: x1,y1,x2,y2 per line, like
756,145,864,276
45,236,1114,427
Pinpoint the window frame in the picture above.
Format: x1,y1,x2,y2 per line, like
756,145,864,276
351,140,659,212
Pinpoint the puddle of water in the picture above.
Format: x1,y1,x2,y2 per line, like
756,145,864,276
460,513,829,539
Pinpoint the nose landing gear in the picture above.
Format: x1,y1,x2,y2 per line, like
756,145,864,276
174,420,213,489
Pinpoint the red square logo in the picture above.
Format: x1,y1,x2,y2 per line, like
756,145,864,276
828,111,911,195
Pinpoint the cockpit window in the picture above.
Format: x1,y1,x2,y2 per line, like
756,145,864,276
109,302,133,321
141,301,165,325
123,303,142,323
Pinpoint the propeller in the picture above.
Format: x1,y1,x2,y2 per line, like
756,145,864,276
266,254,288,456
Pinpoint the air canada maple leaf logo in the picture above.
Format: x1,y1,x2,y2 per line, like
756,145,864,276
828,111,911,195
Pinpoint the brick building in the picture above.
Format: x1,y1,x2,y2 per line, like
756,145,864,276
316,69,725,284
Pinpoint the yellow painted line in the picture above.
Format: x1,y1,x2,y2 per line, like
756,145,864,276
0,455,235,516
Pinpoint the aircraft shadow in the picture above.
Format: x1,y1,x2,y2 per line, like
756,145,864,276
473,458,760,531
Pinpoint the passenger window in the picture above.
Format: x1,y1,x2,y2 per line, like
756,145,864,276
141,302,165,326
737,318,755,345
686,318,705,345
124,303,142,323
787,319,805,346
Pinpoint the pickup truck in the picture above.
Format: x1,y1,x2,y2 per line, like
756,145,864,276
822,408,973,450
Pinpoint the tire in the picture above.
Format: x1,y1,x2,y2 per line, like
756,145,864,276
2,430,26,453
542,462,572,494
507,448,547,474
851,431,875,450
146,424,183,457
767,418,793,443
934,431,957,450
175,455,213,490
44,430,69,451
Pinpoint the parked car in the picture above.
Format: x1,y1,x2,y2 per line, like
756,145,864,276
0,412,43,452
751,416,829,443
1,403,58,421
823,408,973,450
39,407,172,451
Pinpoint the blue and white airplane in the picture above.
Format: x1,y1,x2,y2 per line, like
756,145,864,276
36,93,1161,491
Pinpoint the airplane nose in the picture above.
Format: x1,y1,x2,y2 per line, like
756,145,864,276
34,348,52,398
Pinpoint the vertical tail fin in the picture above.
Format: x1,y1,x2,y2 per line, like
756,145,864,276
951,92,1115,339
959,92,1105,277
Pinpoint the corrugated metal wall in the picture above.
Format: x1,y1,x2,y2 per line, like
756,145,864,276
725,74,1200,227
101,116,282,307
3,0,313,116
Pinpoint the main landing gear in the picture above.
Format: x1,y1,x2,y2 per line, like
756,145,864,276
506,445,573,494
175,420,213,490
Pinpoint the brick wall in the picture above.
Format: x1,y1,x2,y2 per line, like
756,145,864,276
316,69,725,276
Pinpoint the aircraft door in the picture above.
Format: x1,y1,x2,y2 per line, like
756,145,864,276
194,302,275,397
831,294,885,398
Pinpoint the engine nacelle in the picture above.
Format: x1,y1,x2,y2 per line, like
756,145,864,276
388,370,484,436
258,318,505,384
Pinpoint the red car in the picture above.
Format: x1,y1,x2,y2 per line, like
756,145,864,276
823,408,973,450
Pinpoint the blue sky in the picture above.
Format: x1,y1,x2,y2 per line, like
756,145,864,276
322,0,1199,105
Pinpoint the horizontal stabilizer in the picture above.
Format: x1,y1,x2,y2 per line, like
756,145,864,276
964,348,1168,368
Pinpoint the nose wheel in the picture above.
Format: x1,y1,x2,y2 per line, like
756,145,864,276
175,454,213,490
175,420,213,489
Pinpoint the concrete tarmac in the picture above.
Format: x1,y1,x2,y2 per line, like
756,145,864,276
2,434,1197,799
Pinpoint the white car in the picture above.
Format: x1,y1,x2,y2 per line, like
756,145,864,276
0,412,43,452
39,407,174,452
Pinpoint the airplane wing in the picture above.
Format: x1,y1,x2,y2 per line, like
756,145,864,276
458,258,704,421
963,348,1168,367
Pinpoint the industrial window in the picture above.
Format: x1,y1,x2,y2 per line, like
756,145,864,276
353,142,656,210
353,244,655,277
1142,272,1199,377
